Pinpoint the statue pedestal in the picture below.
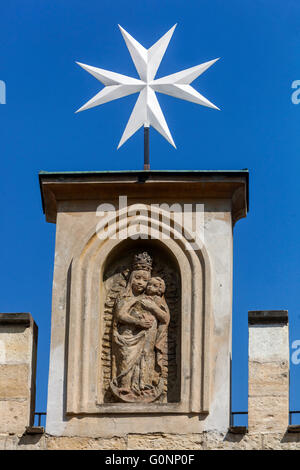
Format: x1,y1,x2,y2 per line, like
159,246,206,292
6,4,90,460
40,169,248,438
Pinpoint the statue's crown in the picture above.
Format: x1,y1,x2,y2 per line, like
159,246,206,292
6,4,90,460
132,252,152,272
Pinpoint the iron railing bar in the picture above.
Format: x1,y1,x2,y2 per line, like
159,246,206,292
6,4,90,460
231,411,300,427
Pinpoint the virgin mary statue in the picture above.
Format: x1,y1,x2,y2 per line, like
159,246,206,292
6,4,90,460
110,252,170,403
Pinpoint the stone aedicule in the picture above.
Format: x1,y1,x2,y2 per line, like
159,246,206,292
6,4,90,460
40,170,248,437
0,313,38,434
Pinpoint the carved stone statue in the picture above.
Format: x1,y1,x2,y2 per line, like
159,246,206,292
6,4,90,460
110,252,170,403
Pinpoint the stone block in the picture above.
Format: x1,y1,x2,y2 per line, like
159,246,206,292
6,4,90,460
0,325,31,364
204,431,263,450
46,436,126,450
127,433,205,450
0,400,29,435
0,313,38,433
0,364,29,399
248,396,289,432
248,360,289,397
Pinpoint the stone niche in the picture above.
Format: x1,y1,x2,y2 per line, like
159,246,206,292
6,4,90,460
40,170,248,437
101,241,181,406
67,223,211,416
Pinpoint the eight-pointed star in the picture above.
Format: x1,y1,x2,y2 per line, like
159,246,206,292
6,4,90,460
76,24,219,149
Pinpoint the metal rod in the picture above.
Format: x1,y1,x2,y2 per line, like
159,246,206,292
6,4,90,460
34,412,46,427
144,126,150,170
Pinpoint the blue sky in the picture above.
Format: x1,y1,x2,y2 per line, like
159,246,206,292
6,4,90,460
1,0,300,422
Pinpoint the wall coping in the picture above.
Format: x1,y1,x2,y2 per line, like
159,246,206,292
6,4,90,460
248,310,288,325
0,312,34,326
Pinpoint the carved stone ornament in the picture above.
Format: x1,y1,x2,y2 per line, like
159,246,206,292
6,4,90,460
103,251,177,403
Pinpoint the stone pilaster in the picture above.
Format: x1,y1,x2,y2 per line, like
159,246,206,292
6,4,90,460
248,310,289,432
0,313,38,434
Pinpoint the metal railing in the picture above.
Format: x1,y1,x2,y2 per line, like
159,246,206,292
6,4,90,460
230,411,300,427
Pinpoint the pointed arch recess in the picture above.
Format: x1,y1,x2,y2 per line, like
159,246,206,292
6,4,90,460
66,205,212,415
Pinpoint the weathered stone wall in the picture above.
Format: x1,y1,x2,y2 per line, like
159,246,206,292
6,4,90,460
0,313,37,434
1,431,300,450
248,311,289,433
0,309,293,450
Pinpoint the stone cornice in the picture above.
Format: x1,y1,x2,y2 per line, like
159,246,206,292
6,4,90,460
39,170,249,224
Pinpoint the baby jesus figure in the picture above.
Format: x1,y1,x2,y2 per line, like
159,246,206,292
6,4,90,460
141,277,170,326
130,276,170,393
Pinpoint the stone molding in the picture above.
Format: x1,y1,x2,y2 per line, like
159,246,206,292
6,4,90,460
39,170,249,224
